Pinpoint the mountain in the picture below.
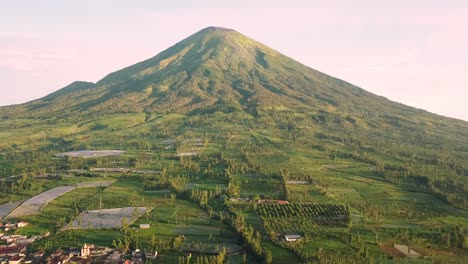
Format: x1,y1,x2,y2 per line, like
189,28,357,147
1,27,459,121
0,27,467,207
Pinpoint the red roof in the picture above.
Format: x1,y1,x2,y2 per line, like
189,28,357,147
0,245,26,256
9,255,24,261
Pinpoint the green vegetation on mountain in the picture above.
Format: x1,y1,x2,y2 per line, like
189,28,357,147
0,27,467,263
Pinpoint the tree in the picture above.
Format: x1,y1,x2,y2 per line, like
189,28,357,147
122,218,129,231
463,235,468,249
265,249,273,264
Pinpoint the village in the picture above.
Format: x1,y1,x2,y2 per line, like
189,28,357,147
1,242,157,264
0,219,159,264
0,221,153,264
0,215,300,264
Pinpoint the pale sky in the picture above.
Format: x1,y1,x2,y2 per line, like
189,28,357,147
1,0,467,121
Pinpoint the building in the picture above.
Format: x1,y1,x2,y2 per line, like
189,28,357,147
16,222,29,228
81,244,94,258
4,235,27,245
139,224,150,229
16,237,36,245
70,256,92,264
105,251,123,264
33,250,46,260
0,245,26,257
48,250,72,264
145,251,158,260
284,235,301,242
4,223,15,229
8,255,24,264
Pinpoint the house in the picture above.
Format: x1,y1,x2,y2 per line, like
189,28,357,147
16,222,28,228
145,251,157,260
104,252,123,264
0,245,26,257
69,248,81,257
7,255,23,264
92,246,112,256
257,199,273,204
50,250,66,258
33,250,46,259
81,244,94,258
48,250,72,264
4,224,15,229
16,237,35,245
139,224,150,229
6,235,27,245
70,256,91,264
277,200,289,205
131,249,142,258
229,197,250,202
175,152,198,157
284,235,301,242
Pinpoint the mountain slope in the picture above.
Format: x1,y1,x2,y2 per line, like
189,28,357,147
0,26,466,207
0,26,467,263
1,27,453,121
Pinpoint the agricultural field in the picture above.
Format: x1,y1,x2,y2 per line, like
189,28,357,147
76,181,115,188
63,207,150,230
7,186,75,218
0,115,466,263
0,200,23,219
56,150,125,158
257,203,350,232
6,181,114,218
257,203,349,220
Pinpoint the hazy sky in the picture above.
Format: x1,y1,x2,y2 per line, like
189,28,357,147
1,0,467,121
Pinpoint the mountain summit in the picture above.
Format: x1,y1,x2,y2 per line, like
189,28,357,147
1,26,383,118
1,26,466,129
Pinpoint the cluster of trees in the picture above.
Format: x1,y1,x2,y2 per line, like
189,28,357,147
112,232,185,254
177,249,226,264
0,173,45,204
32,231,76,252
225,213,269,263
190,187,223,207
392,225,468,249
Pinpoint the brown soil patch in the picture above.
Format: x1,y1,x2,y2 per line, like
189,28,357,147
380,244,407,258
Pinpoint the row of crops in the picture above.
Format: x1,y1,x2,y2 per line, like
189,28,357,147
264,218,346,235
256,203,349,219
